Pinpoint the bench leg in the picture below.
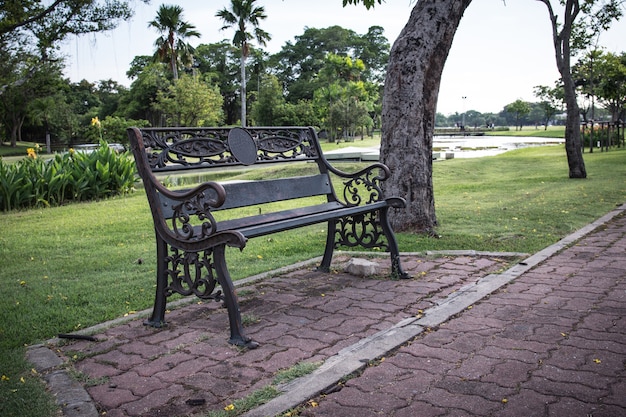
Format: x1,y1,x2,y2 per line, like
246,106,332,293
213,245,259,349
379,207,410,279
145,237,168,328
318,220,337,272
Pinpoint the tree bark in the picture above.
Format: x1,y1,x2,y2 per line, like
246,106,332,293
241,54,247,127
539,0,587,178
380,0,472,232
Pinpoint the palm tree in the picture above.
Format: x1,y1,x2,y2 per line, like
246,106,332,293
149,4,201,80
216,0,271,127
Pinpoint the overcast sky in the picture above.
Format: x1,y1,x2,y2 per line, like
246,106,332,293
60,0,626,115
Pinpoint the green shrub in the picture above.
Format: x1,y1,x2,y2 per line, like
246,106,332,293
0,141,137,211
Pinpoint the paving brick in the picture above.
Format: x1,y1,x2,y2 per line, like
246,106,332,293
495,388,556,417
153,357,212,383
93,350,145,371
108,371,167,397
546,396,606,416
133,351,195,377
418,386,503,415
117,340,163,359
120,384,187,416
258,347,310,373
533,365,614,390
87,384,138,409
603,379,626,407
331,386,407,412
481,360,536,387
479,344,544,364
523,375,610,403
393,402,447,417
446,355,502,380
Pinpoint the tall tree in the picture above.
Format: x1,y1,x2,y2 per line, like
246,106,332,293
0,59,64,147
148,4,200,80
118,62,171,126
0,0,144,97
537,0,622,178
216,0,271,127
595,52,626,122
574,50,626,122
154,74,224,126
195,42,241,124
251,73,283,125
354,26,391,84
534,83,563,129
505,99,532,130
271,26,362,102
347,0,622,232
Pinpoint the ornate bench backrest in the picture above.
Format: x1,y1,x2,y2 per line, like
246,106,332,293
127,126,341,246
132,126,322,172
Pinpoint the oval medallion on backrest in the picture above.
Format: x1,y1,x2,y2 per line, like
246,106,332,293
228,128,258,165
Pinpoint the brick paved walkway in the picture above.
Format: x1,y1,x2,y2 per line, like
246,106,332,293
47,253,514,417
27,206,625,417
300,210,626,417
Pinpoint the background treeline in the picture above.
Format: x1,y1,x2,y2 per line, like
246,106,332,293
1,24,624,152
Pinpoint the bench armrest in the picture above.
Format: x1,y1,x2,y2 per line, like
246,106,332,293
153,181,250,250
324,161,391,206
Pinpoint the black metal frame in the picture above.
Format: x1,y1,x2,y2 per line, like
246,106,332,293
128,126,408,348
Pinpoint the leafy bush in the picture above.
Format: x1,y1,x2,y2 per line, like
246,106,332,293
0,141,137,211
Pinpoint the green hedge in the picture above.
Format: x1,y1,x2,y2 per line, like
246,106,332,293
0,141,137,212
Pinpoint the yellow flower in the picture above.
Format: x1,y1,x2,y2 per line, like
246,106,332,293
91,116,101,128
27,148,37,159
224,404,235,411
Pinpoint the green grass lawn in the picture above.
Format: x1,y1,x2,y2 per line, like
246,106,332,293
0,141,39,158
1,143,625,417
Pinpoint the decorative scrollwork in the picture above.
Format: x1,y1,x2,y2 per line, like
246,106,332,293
251,128,317,160
140,127,319,171
164,247,222,300
333,212,389,251
170,191,219,241
340,167,385,207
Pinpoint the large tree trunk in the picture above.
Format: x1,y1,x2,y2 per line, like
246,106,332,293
381,0,472,233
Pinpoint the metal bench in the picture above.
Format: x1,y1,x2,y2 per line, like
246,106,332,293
127,126,408,349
